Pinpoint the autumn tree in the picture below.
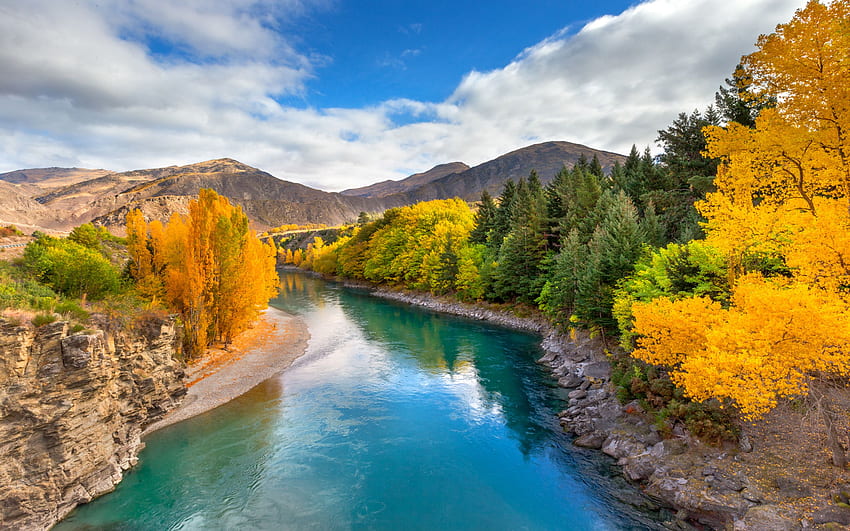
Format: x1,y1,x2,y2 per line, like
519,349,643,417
628,0,850,464
126,189,279,357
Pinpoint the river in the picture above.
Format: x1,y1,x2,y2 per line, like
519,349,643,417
56,271,661,530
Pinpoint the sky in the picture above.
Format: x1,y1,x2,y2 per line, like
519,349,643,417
0,0,805,191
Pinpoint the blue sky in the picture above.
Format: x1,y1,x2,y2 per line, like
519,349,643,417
274,1,634,109
0,0,805,190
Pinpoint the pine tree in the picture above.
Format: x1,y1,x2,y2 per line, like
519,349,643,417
492,172,550,302
487,180,517,250
469,190,497,244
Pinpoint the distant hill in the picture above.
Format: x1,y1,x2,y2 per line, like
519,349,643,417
382,141,626,204
341,162,470,198
90,159,401,232
0,140,625,234
0,167,114,189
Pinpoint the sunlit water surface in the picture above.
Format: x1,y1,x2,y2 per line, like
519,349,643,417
56,271,660,530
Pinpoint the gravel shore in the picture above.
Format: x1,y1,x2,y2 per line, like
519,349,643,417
143,307,310,436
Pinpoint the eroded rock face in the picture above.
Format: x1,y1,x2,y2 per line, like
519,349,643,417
0,316,186,530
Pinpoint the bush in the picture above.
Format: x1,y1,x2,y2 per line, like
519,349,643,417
610,350,738,445
23,235,122,299
54,300,90,322
0,225,23,238
32,313,58,327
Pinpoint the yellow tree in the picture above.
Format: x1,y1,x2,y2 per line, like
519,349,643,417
629,0,850,465
125,209,153,280
126,189,279,356
742,0,850,208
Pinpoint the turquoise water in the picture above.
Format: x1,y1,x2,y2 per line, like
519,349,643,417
56,272,659,530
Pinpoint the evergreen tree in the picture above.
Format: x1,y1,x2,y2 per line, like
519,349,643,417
714,64,774,127
492,172,550,302
589,154,604,178
539,191,646,330
487,180,517,250
469,190,497,244
656,108,720,194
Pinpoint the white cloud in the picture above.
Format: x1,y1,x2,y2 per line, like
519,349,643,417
0,0,805,191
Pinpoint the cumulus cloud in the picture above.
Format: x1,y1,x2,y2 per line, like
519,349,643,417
0,0,804,191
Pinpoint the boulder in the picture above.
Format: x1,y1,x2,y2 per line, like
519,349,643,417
582,361,611,379
740,505,797,530
573,431,606,449
601,434,647,460
813,505,850,525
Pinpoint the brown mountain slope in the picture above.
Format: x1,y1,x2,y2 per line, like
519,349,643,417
385,141,626,203
35,173,155,228
2,140,626,234
340,162,470,198
0,167,114,190
93,159,401,232
0,181,56,231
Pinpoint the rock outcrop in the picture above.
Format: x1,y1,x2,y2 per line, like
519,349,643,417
0,315,186,530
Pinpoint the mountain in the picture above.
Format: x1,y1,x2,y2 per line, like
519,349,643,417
383,141,626,204
0,167,114,189
90,159,401,232
341,162,470,198
0,181,56,232
0,140,625,234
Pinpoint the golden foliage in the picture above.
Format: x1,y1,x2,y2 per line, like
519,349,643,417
632,275,850,420
630,1,850,420
125,189,279,357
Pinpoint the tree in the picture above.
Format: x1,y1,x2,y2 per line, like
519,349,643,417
741,0,850,211
714,64,773,127
126,189,279,356
491,173,551,302
631,275,850,465
539,191,646,329
469,190,497,244
629,1,850,464
68,223,102,249
487,180,517,250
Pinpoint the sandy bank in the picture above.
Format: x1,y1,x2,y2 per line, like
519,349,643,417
143,306,310,436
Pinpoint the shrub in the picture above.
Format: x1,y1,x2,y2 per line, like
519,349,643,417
0,225,23,238
54,300,90,322
23,235,122,299
609,349,738,445
32,313,58,327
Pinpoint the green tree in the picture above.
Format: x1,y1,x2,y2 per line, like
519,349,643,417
469,190,497,244
68,223,101,249
491,173,551,302
714,64,774,127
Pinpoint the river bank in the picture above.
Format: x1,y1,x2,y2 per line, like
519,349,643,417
296,268,850,529
143,306,310,436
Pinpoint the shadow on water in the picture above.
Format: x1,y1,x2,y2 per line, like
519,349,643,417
58,270,667,530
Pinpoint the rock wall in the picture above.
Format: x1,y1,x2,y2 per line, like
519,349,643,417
0,315,186,530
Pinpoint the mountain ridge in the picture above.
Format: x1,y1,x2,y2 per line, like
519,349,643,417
341,162,470,198
0,141,625,233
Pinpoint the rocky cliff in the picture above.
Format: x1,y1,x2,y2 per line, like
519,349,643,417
0,314,186,530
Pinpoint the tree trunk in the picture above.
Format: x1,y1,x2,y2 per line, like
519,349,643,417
820,397,847,468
